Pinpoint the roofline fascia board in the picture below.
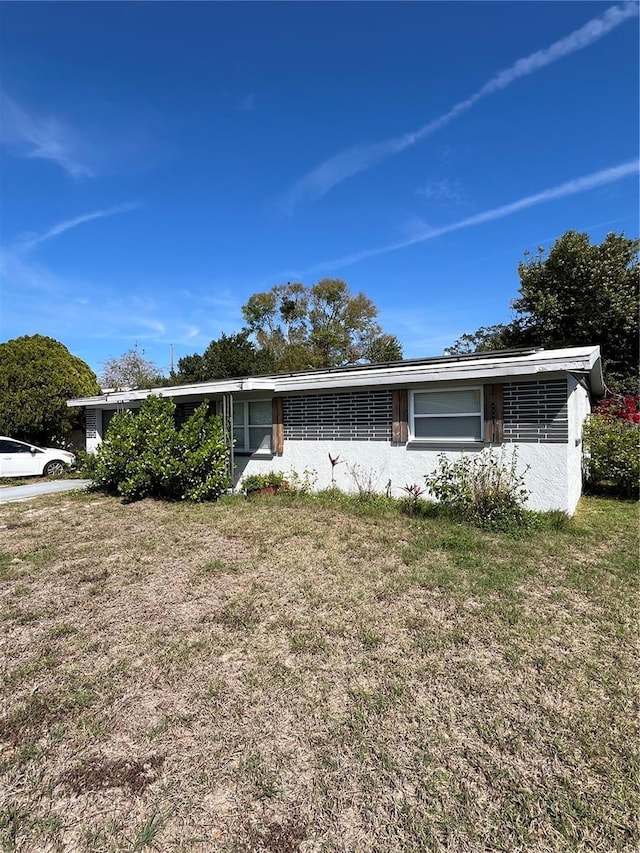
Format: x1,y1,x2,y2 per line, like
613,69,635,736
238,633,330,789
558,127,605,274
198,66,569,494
273,364,584,393
68,346,602,408
67,377,277,408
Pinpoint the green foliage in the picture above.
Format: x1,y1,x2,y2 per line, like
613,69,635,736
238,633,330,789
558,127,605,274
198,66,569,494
445,323,524,355
173,283,402,381
424,448,532,530
0,334,100,445
99,345,165,390
286,467,318,494
365,333,404,363
515,231,639,387
89,395,230,502
309,278,380,366
173,330,274,384
446,231,639,390
178,403,232,501
400,483,428,516
241,471,290,495
583,415,639,497
239,467,317,497
242,279,395,370
242,282,310,368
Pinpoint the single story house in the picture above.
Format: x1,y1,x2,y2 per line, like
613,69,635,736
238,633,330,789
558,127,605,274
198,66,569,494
68,345,604,514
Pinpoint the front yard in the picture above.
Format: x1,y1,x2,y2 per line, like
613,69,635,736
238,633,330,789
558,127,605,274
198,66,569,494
0,491,637,851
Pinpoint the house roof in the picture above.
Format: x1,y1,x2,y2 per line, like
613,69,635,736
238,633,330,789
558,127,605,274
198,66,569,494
67,345,604,408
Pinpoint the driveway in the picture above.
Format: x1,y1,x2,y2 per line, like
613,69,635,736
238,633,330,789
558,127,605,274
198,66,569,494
0,480,92,504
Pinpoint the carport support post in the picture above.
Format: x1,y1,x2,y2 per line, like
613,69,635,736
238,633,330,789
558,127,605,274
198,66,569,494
221,393,234,490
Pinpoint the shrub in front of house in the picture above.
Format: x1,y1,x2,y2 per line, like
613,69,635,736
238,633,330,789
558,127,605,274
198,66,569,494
424,448,531,531
88,395,230,502
583,395,640,497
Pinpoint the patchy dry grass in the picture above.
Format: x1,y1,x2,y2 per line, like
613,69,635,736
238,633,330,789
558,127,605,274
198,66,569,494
0,490,638,852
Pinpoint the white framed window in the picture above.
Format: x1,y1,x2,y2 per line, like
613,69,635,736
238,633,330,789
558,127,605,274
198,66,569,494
410,387,483,441
233,399,272,453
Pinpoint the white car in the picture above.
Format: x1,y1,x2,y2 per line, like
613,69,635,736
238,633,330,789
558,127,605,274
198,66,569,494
0,437,76,478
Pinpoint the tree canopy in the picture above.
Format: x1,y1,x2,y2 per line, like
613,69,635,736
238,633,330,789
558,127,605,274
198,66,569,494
363,333,404,364
172,280,404,383
100,345,165,390
242,278,402,371
173,331,274,384
447,231,639,390
0,334,100,445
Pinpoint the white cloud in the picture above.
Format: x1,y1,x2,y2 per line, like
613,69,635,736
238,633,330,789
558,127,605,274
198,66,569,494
397,214,437,241
278,3,638,213
416,179,465,205
0,241,247,364
137,318,166,335
0,91,94,179
15,203,141,253
0,253,187,352
305,160,640,273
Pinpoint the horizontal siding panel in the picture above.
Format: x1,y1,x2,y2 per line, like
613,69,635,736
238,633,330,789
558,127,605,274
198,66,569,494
283,391,393,441
503,379,568,443
86,410,97,440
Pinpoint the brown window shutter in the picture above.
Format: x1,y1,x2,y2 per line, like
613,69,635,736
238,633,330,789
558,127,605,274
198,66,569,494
483,384,504,443
272,397,284,454
392,389,408,444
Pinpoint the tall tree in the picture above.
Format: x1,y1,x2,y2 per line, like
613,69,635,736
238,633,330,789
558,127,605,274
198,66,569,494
242,279,399,370
242,282,313,368
365,333,404,363
173,330,274,384
0,334,100,445
514,231,638,385
100,345,164,390
447,231,639,390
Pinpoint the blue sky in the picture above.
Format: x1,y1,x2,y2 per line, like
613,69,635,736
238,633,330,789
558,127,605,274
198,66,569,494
1,1,638,377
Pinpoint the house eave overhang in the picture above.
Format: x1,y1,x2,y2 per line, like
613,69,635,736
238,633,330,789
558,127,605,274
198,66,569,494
67,377,277,409
272,353,602,392
68,346,604,408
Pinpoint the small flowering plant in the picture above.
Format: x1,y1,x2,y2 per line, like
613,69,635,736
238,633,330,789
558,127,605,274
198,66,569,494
584,393,639,496
400,483,427,515
328,453,342,488
593,394,640,424
402,483,426,502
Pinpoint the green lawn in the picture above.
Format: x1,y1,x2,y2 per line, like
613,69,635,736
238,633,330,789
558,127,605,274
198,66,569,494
0,491,638,852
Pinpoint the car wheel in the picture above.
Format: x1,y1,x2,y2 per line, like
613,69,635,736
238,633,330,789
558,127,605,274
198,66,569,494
43,460,66,476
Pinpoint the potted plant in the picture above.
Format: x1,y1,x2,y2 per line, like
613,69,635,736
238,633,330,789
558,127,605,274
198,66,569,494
242,471,290,497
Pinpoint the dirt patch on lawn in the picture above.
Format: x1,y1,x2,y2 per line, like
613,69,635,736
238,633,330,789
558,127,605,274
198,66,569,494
60,754,165,793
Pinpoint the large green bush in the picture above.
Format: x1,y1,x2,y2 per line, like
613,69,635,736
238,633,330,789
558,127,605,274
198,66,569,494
0,334,100,445
424,448,531,530
583,415,639,497
88,395,230,502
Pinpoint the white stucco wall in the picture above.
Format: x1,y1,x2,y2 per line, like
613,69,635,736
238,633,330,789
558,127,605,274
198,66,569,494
234,438,572,513
84,381,588,514
566,375,592,514
506,442,568,512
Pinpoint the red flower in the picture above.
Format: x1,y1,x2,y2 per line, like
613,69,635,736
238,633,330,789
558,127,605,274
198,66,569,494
594,394,640,423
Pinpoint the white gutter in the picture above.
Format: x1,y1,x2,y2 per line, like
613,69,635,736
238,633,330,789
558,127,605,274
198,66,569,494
273,358,598,392
68,346,603,407
68,377,277,408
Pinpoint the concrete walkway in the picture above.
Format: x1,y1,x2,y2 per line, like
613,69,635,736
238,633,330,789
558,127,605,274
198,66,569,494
0,480,92,504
